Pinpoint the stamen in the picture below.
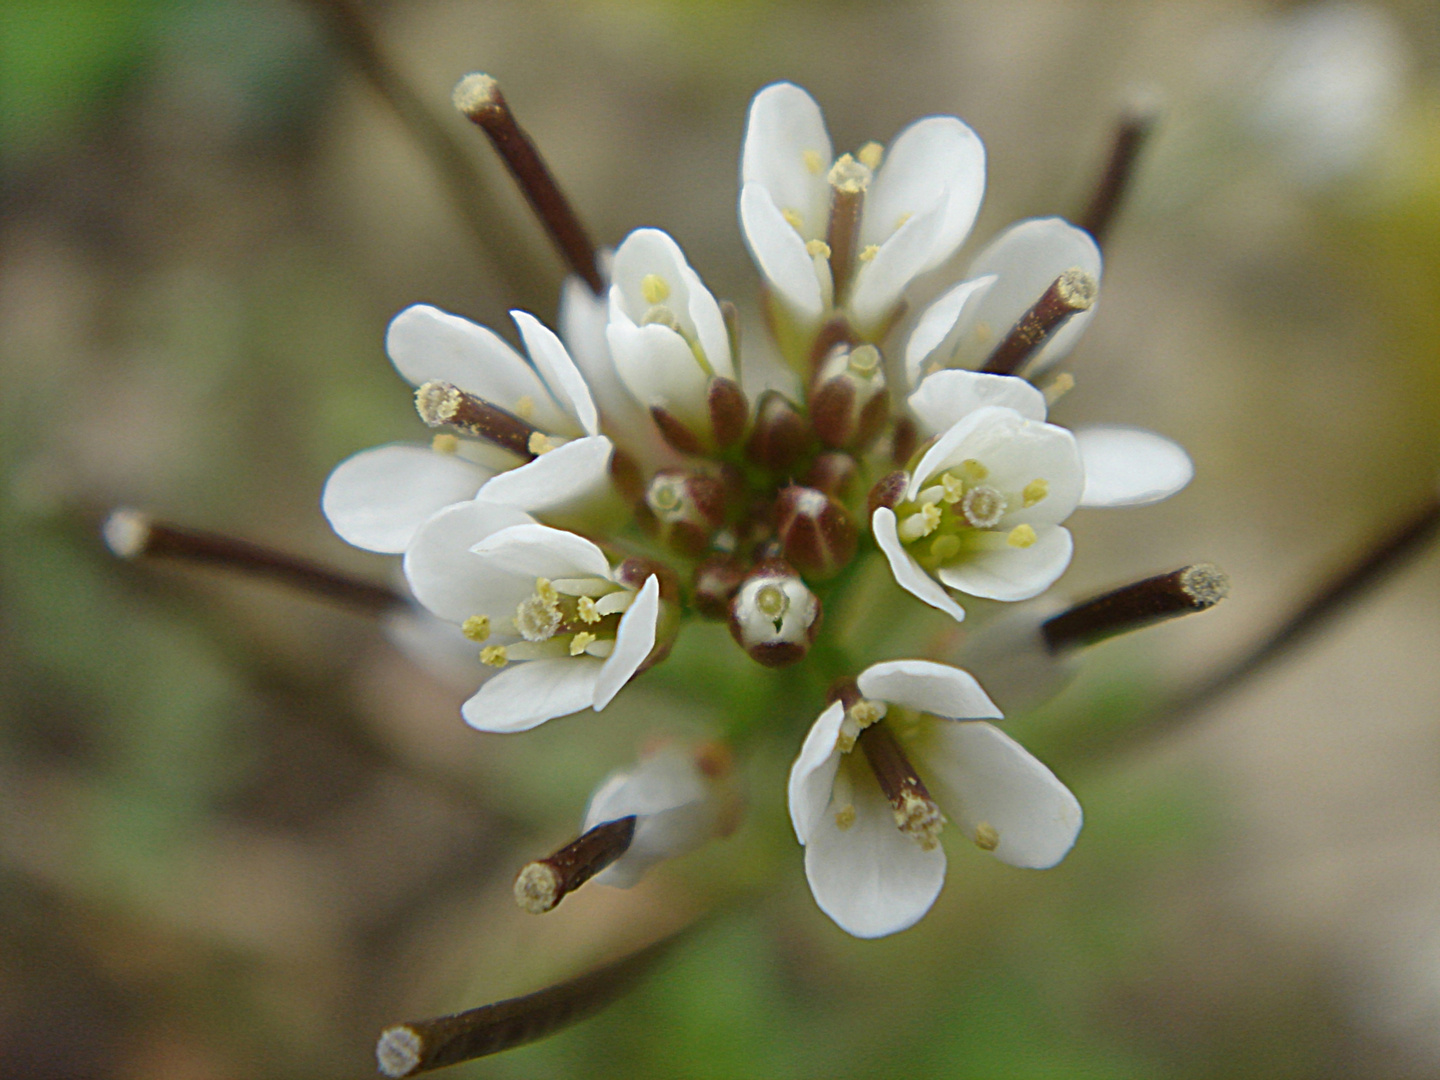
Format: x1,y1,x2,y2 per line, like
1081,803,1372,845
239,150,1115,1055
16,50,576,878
856,140,884,170
803,148,825,174
415,381,539,460
577,597,601,624
782,208,805,233
1041,563,1231,652
480,645,508,667
639,304,682,332
979,269,1098,377
462,615,491,642
826,153,872,301
834,805,857,830
897,503,941,542
452,73,604,294
1007,524,1037,548
940,472,966,504
431,433,459,454
961,485,1007,529
513,396,535,421
640,273,671,304
973,821,1000,851
958,459,989,483
858,723,944,851
858,244,879,263
1023,479,1049,507
569,632,597,656
1042,371,1075,407
513,816,638,914
805,239,831,258
836,698,886,754
101,508,403,614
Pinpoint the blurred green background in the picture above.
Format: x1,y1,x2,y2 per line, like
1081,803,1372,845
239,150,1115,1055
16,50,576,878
3,0,1440,1076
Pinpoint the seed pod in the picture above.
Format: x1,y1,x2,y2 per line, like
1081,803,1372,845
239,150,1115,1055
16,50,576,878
727,558,822,668
774,485,857,580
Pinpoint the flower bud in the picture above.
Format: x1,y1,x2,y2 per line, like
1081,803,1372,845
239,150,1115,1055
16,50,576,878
866,469,909,519
692,555,747,619
744,390,812,473
728,559,822,667
637,470,727,557
614,556,682,669
803,451,860,500
707,376,749,449
774,485,856,580
809,343,888,450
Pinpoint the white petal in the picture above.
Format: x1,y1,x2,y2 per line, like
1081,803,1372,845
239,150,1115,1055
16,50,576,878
873,507,967,623
470,522,613,581
740,82,831,238
937,524,1074,602
322,444,489,554
679,263,734,381
606,318,710,424
1076,426,1194,508
511,310,598,435
904,274,996,387
385,305,573,434
848,201,942,330
803,766,946,938
739,182,825,321
461,657,604,733
474,435,614,515
592,575,659,710
610,229,693,325
402,499,535,622
922,721,1082,869
787,701,846,844
862,115,985,268
907,370,1047,436
857,660,1003,721
952,218,1102,375
586,747,713,888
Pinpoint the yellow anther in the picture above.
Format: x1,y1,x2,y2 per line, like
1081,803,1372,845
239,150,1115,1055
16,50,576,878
462,615,491,642
973,321,992,345
480,645,508,667
973,821,1000,851
1023,479,1049,507
577,596,601,624
858,244,879,263
513,395,535,420
528,432,556,455
569,632,597,656
782,207,805,233
930,534,961,561
899,502,942,541
1042,371,1075,407
802,148,824,174
1007,524,1038,549
640,273,671,305
958,459,989,483
805,239,832,258
431,433,460,455
857,141,884,170
834,804,857,830
940,472,966,504
894,212,912,230
535,578,559,605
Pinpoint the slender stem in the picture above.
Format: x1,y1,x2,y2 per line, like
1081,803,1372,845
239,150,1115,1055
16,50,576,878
980,269,1097,377
302,0,549,304
1079,105,1157,246
102,509,403,614
453,74,604,294
1042,564,1228,652
513,816,637,914
376,920,697,1076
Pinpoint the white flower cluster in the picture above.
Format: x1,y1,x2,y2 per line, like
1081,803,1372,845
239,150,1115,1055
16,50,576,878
322,82,1196,937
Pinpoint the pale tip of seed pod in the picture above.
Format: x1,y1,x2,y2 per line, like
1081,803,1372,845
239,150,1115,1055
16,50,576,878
1180,563,1230,608
102,508,152,559
376,1025,423,1078
1055,268,1098,310
414,382,460,426
513,861,562,914
452,72,501,118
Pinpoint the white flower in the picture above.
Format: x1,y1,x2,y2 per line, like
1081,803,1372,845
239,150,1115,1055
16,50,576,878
873,405,1084,621
904,217,1102,387
581,743,735,888
788,660,1081,938
323,305,615,553
906,368,1194,511
604,228,737,446
403,499,663,733
739,81,985,331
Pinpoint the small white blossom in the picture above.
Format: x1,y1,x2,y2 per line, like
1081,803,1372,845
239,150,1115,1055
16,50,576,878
739,81,985,331
403,500,662,733
873,405,1084,621
788,660,1080,939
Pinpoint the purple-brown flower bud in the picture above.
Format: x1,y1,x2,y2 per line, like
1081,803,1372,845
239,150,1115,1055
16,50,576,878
707,377,749,450
809,343,888,450
866,470,909,519
727,558,822,668
691,555,748,619
650,404,705,457
744,391,812,473
636,470,727,558
803,452,860,500
774,485,856,580
889,415,918,467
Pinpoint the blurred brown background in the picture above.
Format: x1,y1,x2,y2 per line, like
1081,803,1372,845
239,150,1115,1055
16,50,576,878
2,0,1439,1076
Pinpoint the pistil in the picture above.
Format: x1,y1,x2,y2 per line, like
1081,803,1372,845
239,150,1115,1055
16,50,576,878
513,815,638,914
1041,563,1230,652
857,722,943,850
825,154,872,302
414,381,542,460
